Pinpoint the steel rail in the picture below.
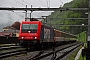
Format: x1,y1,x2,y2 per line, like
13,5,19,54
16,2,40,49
0,46,22,50
0,49,26,59
56,43,83,60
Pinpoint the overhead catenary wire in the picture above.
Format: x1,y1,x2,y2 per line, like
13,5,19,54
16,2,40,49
0,3,24,20
38,0,46,7
58,0,63,5
0,11,20,22
14,0,26,7
0,5,24,21
15,0,45,19
11,0,30,20
20,0,35,7
21,0,31,6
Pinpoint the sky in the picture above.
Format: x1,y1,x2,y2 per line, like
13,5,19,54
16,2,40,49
0,0,72,7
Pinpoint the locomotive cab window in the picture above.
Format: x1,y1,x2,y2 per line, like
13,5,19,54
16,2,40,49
22,24,38,33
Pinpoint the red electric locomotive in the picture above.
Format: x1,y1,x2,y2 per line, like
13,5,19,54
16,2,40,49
19,20,54,46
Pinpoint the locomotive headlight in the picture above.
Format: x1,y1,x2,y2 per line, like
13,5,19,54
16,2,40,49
21,37,24,39
34,37,37,39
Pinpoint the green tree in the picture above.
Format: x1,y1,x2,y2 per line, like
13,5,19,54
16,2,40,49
48,0,88,34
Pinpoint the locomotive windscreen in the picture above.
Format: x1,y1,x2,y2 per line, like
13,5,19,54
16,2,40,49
22,24,38,33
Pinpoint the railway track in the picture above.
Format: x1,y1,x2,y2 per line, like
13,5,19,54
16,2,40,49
0,44,27,59
28,42,83,60
0,44,45,60
54,42,82,60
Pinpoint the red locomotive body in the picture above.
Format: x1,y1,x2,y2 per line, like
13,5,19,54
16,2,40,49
19,21,42,41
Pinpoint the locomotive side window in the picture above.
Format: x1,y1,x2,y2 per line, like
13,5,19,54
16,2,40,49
22,24,38,33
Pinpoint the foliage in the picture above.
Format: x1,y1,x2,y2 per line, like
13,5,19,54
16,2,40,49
48,0,88,34
78,55,86,60
77,31,87,42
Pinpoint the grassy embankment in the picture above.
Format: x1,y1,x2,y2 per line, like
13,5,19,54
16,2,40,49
68,31,87,60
